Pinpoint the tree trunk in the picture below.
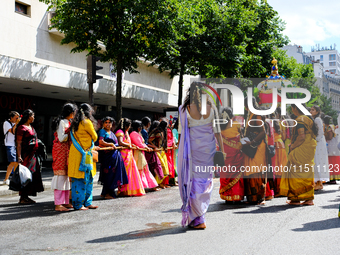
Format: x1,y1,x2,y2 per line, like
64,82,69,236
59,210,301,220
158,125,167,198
116,55,123,120
178,61,185,107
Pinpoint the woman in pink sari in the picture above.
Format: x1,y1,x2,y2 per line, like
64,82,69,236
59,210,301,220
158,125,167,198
130,120,159,191
114,118,145,196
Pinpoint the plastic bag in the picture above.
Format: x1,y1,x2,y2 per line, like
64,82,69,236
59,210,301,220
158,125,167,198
9,166,21,191
19,164,32,187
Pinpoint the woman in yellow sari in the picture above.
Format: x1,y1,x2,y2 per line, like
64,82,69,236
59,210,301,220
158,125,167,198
280,104,317,205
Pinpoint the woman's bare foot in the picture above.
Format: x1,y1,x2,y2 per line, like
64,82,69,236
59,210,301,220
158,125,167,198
265,196,273,200
287,201,301,206
104,195,115,199
87,205,98,209
302,200,314,206
159,184,166,189
78,206,89,210
55,205,70,212
259,200,266,205
193,223,206,229
152,187,161,191
63,204,73,208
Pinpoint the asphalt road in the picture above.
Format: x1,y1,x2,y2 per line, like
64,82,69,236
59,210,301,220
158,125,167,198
0,179,340,255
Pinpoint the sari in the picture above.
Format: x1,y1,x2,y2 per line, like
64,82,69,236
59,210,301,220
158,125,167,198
16,125,44,197
326,124,340,181
98,129,128,197
243,113,267,203
52,119,71,205
219,122,244,202
280,115,317,201
313,117,329,182
178,104,217,227
273,127,288,195
172,128,179,175
165,128,176,179
115,129,145,196
149,131,170,185
130,131,158,189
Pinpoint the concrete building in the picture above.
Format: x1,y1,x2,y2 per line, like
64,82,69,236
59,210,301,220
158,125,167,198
307,45,340,76
282,44,313,65
0,0,194,163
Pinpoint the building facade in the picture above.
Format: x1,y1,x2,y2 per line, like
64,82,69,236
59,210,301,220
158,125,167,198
307,46,340,76
0,0,194,163
282,44,313,65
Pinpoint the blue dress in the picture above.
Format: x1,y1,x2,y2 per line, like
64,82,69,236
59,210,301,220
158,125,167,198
97,129,128,197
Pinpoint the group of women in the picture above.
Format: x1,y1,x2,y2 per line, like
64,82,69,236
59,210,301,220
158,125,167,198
178,82,340,230
50,103,179,211
12,81,340,226
219,100,340,207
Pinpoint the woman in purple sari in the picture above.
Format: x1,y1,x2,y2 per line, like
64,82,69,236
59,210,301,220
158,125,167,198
178,82,224,229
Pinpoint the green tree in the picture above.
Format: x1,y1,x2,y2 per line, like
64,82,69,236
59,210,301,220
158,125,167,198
40,0,175,119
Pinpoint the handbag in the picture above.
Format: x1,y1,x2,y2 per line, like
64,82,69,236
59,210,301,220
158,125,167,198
9,165,21,191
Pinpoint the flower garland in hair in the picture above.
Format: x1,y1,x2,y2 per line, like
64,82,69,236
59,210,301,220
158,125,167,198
80,108,84,116
120,118,124,130
222,111,230,121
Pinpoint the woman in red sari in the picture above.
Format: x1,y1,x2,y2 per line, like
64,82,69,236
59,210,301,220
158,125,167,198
15,109,44,204
219,107,245,203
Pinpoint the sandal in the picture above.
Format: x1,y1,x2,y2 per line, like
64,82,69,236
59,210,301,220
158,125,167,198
19,198,34,205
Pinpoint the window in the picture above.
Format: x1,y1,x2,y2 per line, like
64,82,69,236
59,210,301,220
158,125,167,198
15,1,30,17
320,55,323,61
330,62,336,66
330,69,336,74
329,54,336,61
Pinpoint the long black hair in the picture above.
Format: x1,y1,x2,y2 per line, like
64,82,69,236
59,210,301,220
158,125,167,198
182,81,205,112
15,109,35,142
270,111,281,135
113,118,132,133
158,120,168,149
52,103,77,132
71,103,97,132
129,120,142,134
148,120,160,136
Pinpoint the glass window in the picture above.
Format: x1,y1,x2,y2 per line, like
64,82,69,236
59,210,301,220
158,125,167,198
329,54,336,61
330,69,336,74
15,2,30,16
330,62,336,66
320,55,323,61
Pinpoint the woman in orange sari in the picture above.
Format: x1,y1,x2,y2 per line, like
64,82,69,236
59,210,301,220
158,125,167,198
280,104,317,205
243,97,267,205
272,111,288,197
219,107,244,203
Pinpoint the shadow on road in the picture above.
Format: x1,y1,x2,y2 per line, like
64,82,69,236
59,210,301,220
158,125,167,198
86,222,186,243
292,218,340,232
0,201,75,221
231,204,298,214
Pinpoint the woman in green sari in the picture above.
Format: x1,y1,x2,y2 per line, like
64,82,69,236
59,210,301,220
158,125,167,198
280,104,317,205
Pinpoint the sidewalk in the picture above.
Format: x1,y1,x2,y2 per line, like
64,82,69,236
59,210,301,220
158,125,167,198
0,164,100,197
